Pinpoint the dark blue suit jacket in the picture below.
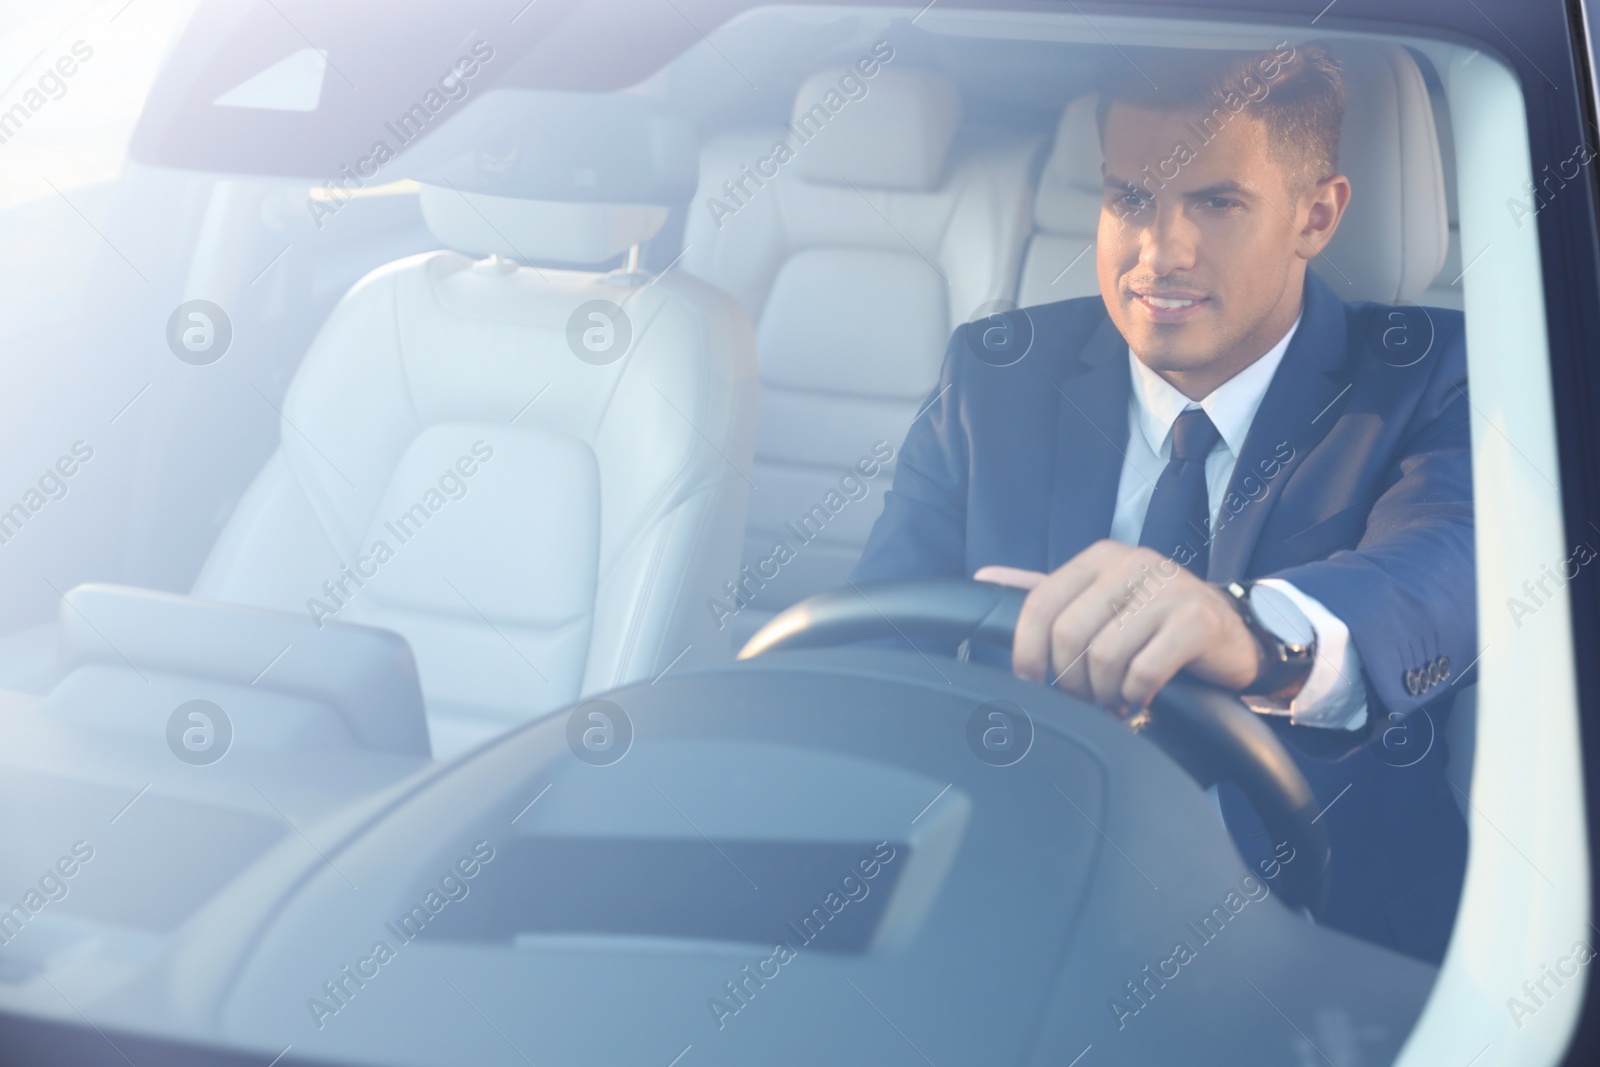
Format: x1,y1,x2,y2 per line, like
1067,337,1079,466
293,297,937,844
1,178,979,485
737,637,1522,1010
851,271,1472,963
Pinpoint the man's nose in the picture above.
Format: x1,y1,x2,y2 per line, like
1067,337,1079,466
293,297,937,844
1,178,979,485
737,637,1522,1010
1139,204,1198,277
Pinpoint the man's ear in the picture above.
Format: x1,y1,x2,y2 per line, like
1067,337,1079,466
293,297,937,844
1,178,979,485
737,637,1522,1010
1295,174,1351,261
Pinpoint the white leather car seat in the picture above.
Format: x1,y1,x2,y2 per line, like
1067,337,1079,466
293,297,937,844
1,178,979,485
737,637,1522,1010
193,111,757,756
682,66,1041,645
1314,42,1449,303
1016,93,1102,308
1417,81,1464,311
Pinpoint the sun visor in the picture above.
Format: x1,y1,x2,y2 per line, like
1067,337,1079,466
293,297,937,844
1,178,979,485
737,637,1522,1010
401,91,700,205
126,0,586,178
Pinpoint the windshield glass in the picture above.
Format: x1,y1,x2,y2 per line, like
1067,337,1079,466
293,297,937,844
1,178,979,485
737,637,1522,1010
0,2,1587,1065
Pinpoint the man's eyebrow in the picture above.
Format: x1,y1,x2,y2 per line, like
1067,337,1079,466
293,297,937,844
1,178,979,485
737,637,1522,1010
1187,180,1254,200
1099,176,1257,200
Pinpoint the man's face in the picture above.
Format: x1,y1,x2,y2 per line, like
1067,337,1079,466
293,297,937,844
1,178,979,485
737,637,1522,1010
1097,102,1327,384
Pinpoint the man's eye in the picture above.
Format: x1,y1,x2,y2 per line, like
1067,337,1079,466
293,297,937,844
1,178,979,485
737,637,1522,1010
1203,197,1241,210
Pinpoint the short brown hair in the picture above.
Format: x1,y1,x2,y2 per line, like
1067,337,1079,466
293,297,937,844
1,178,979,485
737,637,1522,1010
1094,43,1346,190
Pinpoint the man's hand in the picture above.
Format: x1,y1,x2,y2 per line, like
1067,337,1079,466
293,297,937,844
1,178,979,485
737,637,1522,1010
974,540,1261,714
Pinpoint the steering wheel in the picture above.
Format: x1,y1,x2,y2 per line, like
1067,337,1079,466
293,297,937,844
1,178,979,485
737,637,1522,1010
739,577,1332,916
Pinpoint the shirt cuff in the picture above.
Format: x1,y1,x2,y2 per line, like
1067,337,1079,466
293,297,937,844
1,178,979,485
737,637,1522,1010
1246,578,1369,732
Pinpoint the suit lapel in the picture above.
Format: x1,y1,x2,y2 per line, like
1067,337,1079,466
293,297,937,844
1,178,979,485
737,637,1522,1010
1207,272,1354,583
1047,312,1131,568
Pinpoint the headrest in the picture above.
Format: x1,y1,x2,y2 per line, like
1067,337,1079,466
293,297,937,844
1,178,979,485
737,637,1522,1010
1312,42,1448,303
417,188,669,265
408,91,698,204
406,90,693,264
789,67,962,190
1034,94,1102,234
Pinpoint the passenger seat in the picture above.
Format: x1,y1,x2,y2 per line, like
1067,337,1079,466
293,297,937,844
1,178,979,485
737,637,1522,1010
683,66,1041,645
192,94,758,756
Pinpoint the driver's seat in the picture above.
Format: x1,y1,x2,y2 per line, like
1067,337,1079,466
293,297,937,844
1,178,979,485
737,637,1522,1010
193,97,757,755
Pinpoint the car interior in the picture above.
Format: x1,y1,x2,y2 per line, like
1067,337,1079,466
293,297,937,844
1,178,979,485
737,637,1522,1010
0,3,1588,1065
0,15,1472,758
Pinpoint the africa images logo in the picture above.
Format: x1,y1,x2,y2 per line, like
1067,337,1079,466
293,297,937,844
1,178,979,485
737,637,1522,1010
305,441,495,628
701,41,895,229
1107,41,1297,221
166,699,233,766
166,300,233,365
705,842,897,1030
0,440,94,549
706,441,896,630
0,40,94,148
306,40,495,229
0,841,95,948
1108,840,1297,1031
306,841,496,1030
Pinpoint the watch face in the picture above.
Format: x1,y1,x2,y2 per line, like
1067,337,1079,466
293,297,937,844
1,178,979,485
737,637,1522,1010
1247,583,1315,650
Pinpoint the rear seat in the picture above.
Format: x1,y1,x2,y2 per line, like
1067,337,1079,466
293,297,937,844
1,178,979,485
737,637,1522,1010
1419,82,1463,311
683,66,1041,646
1016,94,1102,307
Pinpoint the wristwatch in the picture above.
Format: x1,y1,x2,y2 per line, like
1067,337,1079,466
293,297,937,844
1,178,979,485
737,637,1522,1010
1221,580,1318,703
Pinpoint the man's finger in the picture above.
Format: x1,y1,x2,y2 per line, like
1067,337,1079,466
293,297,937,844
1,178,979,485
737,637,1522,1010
1084,592,1168,709
1011,560,1104,683
973,565,1048,590
1120,617,1210,710
1047,569,1146,700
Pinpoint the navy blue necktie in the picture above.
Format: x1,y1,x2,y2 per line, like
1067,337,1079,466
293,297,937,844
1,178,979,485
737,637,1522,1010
1138,407,1221,576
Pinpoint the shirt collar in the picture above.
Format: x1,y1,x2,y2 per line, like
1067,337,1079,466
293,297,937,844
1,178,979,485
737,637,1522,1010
1127,313,1302,460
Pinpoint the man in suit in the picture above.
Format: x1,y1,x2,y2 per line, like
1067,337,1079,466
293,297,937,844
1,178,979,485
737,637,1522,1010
850,44,1471,963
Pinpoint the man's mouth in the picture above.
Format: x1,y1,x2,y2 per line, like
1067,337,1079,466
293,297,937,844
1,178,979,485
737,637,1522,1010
1130,289,1209,322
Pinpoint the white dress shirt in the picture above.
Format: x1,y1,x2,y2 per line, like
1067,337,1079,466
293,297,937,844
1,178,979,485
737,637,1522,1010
1108,316,1368,731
